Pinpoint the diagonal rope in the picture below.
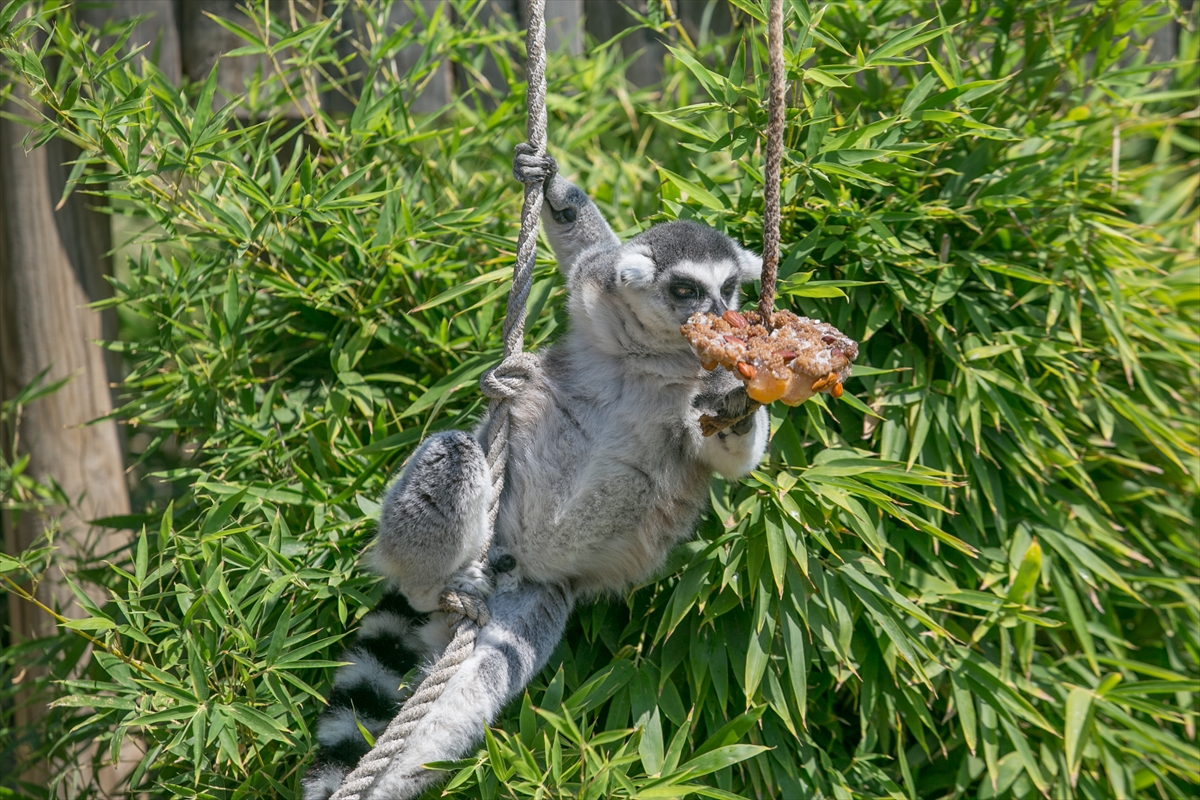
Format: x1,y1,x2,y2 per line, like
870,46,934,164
758,0,786,323
327,2,548,798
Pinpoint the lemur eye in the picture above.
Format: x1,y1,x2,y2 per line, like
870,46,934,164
721,279,737,298
669,281,700,300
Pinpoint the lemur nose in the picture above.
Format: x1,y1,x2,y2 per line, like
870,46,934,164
710,298,728,316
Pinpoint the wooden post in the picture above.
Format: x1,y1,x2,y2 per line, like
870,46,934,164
581,0,733,87
178,0,262,88
0,85,132,781
325,0,455,116
675,0,734,42
583,0,666,86
77,0,181,84
461,0,520,107
389,0,456,112
178,0,319,118
0,2,174,787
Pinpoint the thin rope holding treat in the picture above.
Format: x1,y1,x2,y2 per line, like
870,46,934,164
758,0,785,323
327,2,548,798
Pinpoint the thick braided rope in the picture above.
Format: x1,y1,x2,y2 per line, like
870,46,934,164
485,0,549,525
327,3,548,798
327,610,483,800
758,0,786,323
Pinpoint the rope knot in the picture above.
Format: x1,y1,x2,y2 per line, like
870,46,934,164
439,589,491,627
481,352,538,402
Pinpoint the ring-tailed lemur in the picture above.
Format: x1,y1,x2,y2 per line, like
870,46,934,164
303,146,770,800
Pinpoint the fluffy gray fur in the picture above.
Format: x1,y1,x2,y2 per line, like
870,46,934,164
373,430,492,613
304,148,768,799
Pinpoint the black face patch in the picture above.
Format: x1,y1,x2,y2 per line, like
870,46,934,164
721,277,737,305
668,278,702,301
660,271,729,322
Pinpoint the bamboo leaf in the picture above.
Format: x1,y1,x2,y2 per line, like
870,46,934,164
638,707,664,776
678,745,770,778
1064,687,1095,786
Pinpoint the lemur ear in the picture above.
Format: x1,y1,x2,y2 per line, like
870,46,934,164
615,250,655,288
737,246,762,282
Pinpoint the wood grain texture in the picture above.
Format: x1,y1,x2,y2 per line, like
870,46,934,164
326,0,455,116
0,90,130,736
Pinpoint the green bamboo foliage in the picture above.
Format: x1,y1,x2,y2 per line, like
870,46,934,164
0,0,1196,798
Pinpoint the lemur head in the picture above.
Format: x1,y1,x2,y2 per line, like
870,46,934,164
611,220,760,338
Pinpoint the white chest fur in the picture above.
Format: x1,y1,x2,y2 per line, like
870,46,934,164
487,340,713,596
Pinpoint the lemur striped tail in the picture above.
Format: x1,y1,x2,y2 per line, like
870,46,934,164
302,591,437,800
304,582,573,799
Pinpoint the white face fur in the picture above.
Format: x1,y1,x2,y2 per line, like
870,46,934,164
616,252,743,334
612,221,760,342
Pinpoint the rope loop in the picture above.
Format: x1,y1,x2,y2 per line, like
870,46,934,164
481,352,539,402
439,587,491,626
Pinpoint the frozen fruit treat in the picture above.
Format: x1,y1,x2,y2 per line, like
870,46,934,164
682,308,858,408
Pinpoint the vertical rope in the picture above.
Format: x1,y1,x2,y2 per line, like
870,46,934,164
502,1,548,361
758,0,786,323
327,3,548,798
486,0,548,529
